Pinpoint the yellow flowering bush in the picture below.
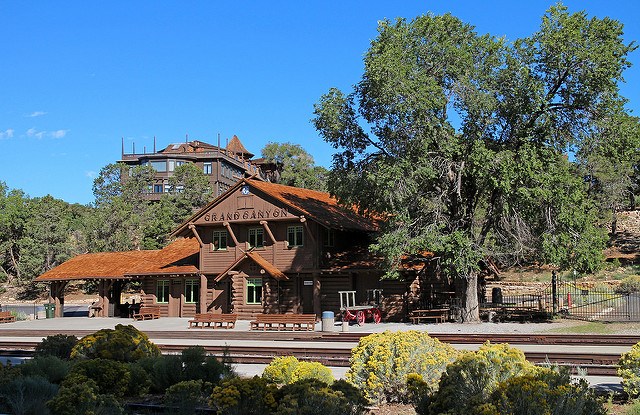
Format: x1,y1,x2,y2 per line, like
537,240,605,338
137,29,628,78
619,341,640,397
346,330,458,403
70,324,160,362
262,356,334,385
423,342,537,415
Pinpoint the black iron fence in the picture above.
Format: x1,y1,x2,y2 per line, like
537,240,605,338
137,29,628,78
484,280,640,322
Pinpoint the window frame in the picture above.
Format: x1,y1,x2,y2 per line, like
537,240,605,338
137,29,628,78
248,227,265,249
246,278,263,305
203,162,212,175
184,279,199,304
156,280,170,304
212,230,228,251
287,225,304,247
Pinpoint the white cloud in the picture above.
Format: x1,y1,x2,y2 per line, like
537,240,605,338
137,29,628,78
0,129,14,139
50,129,69,139
28,111,47,118
86,171,97,179
26,128,46,139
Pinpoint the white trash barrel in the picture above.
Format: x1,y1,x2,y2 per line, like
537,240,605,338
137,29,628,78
322,311,335,332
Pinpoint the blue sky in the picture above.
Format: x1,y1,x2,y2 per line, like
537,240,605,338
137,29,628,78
1,1,638,205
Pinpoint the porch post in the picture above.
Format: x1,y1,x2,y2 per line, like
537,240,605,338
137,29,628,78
200,274,208,313
313,273,321,317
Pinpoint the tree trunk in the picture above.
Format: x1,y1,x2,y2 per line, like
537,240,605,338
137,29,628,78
460,272,480,323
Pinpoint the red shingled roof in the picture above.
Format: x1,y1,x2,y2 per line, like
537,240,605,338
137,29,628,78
174,179,378,237
36,238,200,281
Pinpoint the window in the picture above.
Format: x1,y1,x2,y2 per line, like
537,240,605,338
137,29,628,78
150,160,167,172
212,230,228,251
287,225,304,247
168,160,175,172
157,280,169,303
323,228,335,247
248,228,264,249
203,162,212,175
246,278,263,305
185,279,199,303
153,184,163,193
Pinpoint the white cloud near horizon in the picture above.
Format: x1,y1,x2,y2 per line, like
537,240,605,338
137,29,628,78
28,111,47,117
0,129,14,139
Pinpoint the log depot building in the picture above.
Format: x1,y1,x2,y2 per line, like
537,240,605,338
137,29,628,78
37,178,445,320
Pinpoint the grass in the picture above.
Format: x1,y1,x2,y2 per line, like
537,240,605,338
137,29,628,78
547,321,616,334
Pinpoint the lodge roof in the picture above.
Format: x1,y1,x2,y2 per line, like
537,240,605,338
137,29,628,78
213,250,288,283
173,178,378,237
226,135,254,159
35,238,200,282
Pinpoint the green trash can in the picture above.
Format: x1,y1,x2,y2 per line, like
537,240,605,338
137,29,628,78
44,303,55,318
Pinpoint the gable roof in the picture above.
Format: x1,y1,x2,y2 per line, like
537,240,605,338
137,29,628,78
213,250,288,283
173,178,377,237
35,238,200,282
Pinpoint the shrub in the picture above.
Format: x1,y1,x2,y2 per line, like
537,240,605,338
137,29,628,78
65,358,132,398
47,378,124,415
139,355,184,393
616,275,640,294
275,378,367,415
70,324,160,362
346,330,459,403
164,379,206,415
487,368,606,415
209,376,278,415
424,342,536,414
19,355,70,384
0,375,58,415
619,341,640,397
139,347,232,394
263,356,334,385
35,334,78,360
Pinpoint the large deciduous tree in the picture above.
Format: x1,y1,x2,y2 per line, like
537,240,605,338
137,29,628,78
313,5,636,321
261,142,329,191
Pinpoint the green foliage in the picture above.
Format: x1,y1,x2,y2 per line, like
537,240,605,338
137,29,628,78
209,376,278,415
619,341,640,398
19,356,70,384
47,378,124,415
139,346,232,394
424,342,536,414
261,142,329,191
71,324,160,362
263,356,334,385
312,4,634,320
275,378,368,415
347,330,458,403
35,334,78,360
164,379,207,415
617,275,640,294
0,375,58,415
65,359,133,398
487,369,605,415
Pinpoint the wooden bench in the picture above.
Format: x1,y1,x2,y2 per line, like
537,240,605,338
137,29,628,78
250,314,317,331
188,313,237,329
132,305,161,321
0,311,15,323
409,309,449,324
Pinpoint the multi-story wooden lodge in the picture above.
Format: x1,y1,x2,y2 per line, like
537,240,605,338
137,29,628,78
119,135,267,199
37,179,453,320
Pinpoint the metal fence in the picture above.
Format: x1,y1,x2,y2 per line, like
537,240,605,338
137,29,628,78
486,281,640,322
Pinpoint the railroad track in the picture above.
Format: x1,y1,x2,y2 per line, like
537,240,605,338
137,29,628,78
0,330,635,376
